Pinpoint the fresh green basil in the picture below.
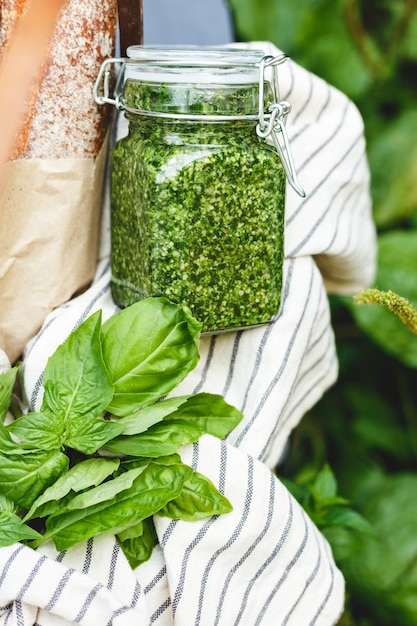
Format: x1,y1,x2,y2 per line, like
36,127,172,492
157,471,233,521
162,392,243,439
117,517,157,569
0,366,18,422
0,449,69,509
0,366,19,449
0,511,43,547
104,393,243,457
0,494,16,512
101,297,201,416
41,462,193,551
115,396,189,436
0,297,242,567
7,412,66,451
117,519,146,542
41,311,114,421
24,458,121,521
103,420,204,457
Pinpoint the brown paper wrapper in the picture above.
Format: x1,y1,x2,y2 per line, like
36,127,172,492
0,139,108,362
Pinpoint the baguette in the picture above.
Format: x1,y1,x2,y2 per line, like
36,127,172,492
1,0,117,160
0,1,29,50
0,0,67,165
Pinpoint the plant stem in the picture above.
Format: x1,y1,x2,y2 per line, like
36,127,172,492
354,288,417,335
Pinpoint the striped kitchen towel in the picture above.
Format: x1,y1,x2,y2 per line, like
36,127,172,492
0,41,376,625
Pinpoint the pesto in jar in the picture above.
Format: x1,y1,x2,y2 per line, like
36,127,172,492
110,77,286,333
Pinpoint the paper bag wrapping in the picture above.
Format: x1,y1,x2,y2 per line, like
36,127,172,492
0,142,107,362
0,0,118,362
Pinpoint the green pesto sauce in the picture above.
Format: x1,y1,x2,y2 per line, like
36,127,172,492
110,79,286,333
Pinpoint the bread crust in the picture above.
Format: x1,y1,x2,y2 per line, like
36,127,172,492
1,0,117,160
0,0,29,51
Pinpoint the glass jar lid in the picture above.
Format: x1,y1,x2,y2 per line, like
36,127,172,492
124,45,268,84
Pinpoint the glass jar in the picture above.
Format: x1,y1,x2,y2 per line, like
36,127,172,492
94,45,304,333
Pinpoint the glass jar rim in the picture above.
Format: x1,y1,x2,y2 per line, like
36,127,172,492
126,45,266,67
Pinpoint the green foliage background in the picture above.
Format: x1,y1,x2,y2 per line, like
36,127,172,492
225,1,417,624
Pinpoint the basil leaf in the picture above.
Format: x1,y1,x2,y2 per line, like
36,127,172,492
117,395,190,435
163,393,243,438
0,511,43,547
30,466,148,548
118,457,153,471
104,393,243,457
104,420,204,457
24,458,120,521
146,453,182,466
158,470,233,521
0,430,16,451
0,494,17,513
118,518,157,569
64,416,124,454
101,298,201,416
7,412,63,450
117,520,144,542
0,449,69,509
41,310,114,425
6,409,122,455
0,368,20,451
0,366,18,422
118,454,181,471
43,461,193,551
63,466,147,511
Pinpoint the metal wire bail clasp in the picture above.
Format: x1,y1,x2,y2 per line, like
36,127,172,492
93,57,126,110
256,55,306,198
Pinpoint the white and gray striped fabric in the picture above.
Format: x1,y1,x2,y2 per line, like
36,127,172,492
0,42,376,625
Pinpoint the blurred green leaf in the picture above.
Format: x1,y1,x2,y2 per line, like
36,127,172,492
343,473,417,625
322,526,369,563
368,111,417,227
279,463,374,564
398,5,417,60
309,463,338,502
320,506,376,538
227,0,371,96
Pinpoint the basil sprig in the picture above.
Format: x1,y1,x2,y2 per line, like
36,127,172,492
0,297,242,568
